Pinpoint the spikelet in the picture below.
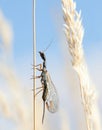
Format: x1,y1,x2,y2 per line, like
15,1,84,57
62,0,101,130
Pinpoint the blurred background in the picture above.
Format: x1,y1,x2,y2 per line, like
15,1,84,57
0,0,102,130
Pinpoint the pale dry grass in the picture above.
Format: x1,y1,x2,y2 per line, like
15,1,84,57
59,109,70,130
62,0,101,130
0,91,10,117
0,1,101,130
0,10,32,130
0,10,13,52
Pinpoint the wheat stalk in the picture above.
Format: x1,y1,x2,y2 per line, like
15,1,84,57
62,0,101,130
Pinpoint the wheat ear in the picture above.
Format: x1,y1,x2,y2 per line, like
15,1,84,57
62,0,101,130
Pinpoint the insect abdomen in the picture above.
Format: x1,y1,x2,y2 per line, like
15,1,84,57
42,81,48,101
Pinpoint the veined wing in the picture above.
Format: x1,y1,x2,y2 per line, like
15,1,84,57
46,72,59,113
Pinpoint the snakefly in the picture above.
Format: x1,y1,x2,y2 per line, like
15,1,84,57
34,51,58,124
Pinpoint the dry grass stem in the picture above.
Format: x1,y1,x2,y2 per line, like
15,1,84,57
33,0,36,129
62,0,101,130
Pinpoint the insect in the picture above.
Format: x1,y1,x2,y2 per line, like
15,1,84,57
34,50,58,124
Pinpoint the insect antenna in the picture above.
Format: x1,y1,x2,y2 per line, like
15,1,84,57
42,101,46,124
43,39,54,53
39,39,54,63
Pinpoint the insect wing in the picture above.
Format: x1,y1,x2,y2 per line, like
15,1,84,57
46,72,58,113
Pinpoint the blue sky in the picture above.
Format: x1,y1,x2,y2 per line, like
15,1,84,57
0,0,102,114
0,0,102,129
0,0,102,64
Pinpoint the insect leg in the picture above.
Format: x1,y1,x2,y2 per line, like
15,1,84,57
36,68,42,71
36,86,43,89
30,75,41,80
34,89,43,97
32,86,43,91
33,64,43,72
32,75,41,79
33,64,42,69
